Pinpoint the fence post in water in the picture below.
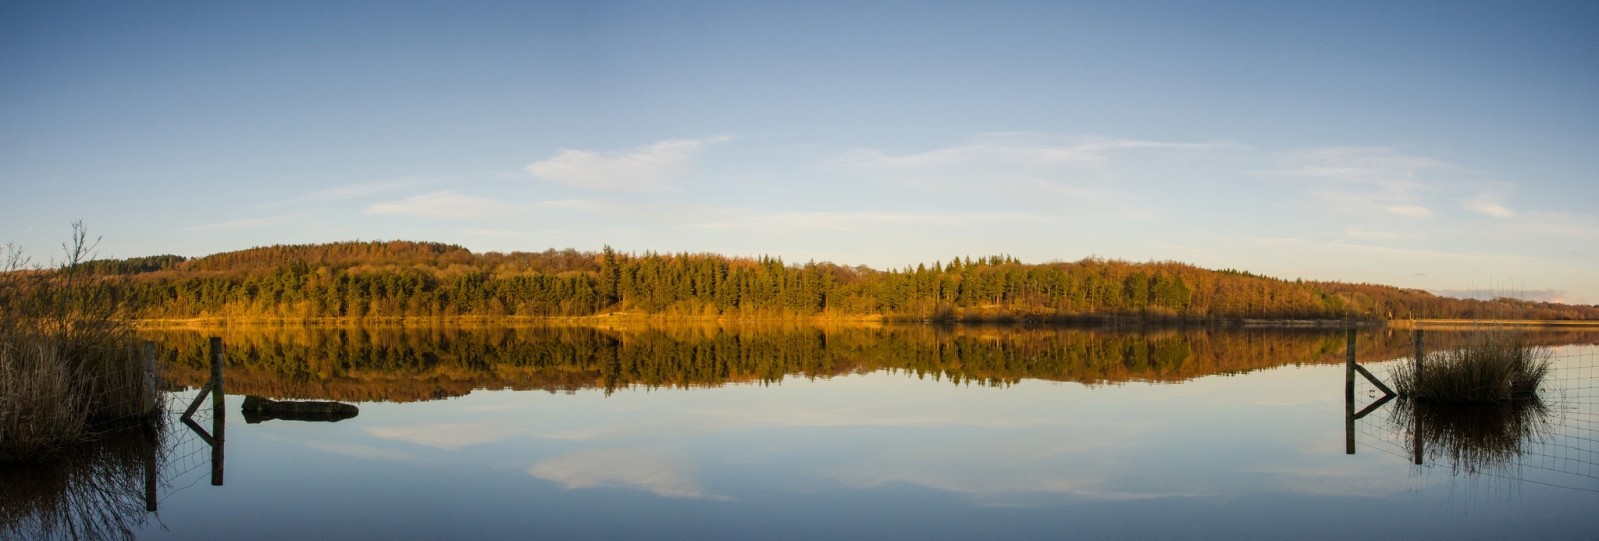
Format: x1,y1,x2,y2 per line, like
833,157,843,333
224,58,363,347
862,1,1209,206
1345,329,1356,401
210,337,224,417
209,336,225,486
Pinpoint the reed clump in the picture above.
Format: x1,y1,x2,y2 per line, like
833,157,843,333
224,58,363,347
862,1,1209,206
1391,331,1551,404
1,224,153,461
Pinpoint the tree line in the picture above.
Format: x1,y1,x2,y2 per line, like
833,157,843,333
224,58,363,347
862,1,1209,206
34,240,1599,322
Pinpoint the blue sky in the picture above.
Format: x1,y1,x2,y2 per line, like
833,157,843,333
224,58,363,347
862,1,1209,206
3,1,1596,303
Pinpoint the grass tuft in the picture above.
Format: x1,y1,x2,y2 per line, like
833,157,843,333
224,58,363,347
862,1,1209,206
1390,331,1551,404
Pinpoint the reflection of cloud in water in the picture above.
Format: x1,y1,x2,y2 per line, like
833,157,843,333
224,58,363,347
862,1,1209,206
1254,424,1438,497
536,402,1055,443
530,449,725,500
368,422,518,449
829,423,1195,503
698,404,1056,430
1250,463,1423,497
834,464,1200,503
303,441,417,462
538,425,628,441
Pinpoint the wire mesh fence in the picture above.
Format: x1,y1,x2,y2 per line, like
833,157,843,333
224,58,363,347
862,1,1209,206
1351,341,1599,494
152,387,222,503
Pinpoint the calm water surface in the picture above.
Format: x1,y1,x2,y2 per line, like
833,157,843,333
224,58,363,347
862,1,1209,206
6,325,1597,540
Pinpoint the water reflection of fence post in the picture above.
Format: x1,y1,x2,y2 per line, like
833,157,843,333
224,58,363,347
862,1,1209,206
1346,328,1356,454
209,336,225,486
1413,330,1424,465
143,341,159,512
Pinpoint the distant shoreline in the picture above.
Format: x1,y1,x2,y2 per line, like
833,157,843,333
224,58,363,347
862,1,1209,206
1389,319,1599,329
133,315,1599,330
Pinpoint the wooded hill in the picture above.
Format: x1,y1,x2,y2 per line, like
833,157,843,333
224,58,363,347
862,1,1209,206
52,240,1599,322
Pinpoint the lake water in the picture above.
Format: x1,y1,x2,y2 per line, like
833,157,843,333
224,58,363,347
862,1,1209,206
5,325,1598,540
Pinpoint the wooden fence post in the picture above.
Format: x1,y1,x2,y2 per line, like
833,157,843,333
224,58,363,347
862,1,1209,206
1345,328,1356,401
143,342,158,412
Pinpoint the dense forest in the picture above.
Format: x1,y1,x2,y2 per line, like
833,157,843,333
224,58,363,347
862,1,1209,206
25,240,1599,322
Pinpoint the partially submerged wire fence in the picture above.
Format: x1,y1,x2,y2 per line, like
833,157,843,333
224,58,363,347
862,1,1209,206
0,337,227,541
1350,339,1599,493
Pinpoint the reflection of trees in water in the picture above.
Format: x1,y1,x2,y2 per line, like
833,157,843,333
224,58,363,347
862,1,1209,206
0,421,157,541
144,325,1599,403
1389,398,1553,476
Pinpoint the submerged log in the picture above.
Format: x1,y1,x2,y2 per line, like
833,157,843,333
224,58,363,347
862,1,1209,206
241,395,359,424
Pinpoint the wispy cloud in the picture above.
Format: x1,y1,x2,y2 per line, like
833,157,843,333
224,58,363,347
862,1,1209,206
686,209,1053,233
1506,210,1599,238
1277,146,1448,187
255,177,430,211
1342,227,1414,241
1384,204,1432,218
529,449,725,499
364,190,516,220
1278,146,1450,219
838,134,1230,172
185,214,301,232
300,178,426,203
526,136,731,191
1431,288,1568,303
1462,190,1516,219
533,198,631,214
829,134,1227,220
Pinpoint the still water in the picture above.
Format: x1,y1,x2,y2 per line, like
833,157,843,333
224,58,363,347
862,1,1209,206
6,325,1598,540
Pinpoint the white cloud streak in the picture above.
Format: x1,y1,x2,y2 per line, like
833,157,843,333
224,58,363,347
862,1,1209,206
839,135,1228,169
185,214,301,232
1277,147,1448,187
364,190,516,220
302,178,424,203
1462,190,1516,219
1384,204,1432,218
1277,146,1450,219
526,136,731,191
1431,288,1569,303
686,209,1053,233
829,134,1228,221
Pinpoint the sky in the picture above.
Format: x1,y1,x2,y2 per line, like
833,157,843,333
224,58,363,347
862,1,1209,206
2,1,1596,304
